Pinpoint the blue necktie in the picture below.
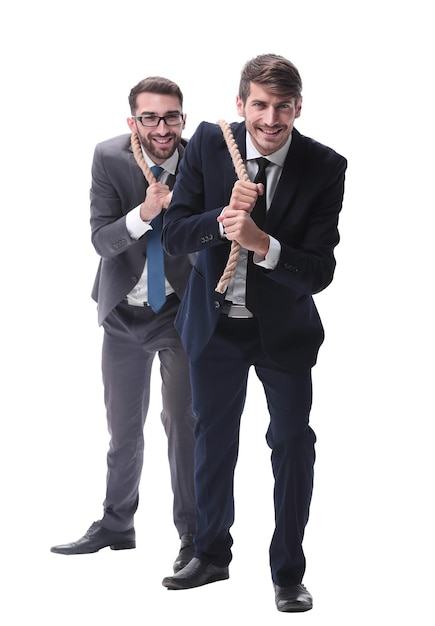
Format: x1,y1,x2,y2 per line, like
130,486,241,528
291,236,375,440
147,166,166,313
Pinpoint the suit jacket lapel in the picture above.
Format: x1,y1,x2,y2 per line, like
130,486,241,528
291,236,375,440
232,122,248,161
265,129,306,234
222,122,246,189
225,124,306,234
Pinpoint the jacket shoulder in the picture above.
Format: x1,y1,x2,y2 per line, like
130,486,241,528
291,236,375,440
294,128,347,167
94,133,133,156
192,120,244,141
187,121,246,162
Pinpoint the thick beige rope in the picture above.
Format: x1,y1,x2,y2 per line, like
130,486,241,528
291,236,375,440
131,132,157,184
132,125,249,294
215,120,251,294
131,133,173,208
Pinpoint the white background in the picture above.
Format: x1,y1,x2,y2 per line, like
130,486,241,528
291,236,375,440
1,1,433,624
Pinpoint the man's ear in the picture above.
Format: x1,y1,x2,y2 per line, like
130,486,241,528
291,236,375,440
236,95,245,118
127,117,137,133
295,98,303,118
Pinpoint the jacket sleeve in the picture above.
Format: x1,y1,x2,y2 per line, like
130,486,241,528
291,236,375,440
269,147,347,296
90,141,139,260
162,122,232,256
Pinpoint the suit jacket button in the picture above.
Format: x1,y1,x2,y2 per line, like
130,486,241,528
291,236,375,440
131,276,138,283
284,263,299,273
213,300,221,309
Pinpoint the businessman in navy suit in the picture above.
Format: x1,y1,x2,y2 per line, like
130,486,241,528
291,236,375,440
161,55,347,612
51,77,196,572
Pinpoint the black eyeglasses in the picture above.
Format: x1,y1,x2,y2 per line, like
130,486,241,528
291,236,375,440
132,113,184,128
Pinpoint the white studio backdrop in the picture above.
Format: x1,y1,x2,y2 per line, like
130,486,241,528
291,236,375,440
0,1,433,624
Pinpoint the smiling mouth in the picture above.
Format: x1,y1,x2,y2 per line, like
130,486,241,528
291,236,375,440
153,136,173,145
259,127,282,137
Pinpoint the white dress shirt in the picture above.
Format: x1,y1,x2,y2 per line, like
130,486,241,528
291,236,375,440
125,148,179,305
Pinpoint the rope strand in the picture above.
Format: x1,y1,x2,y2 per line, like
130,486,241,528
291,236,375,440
132,124,248,294
215,120,252,294
131,133,156,184
131,132,172,208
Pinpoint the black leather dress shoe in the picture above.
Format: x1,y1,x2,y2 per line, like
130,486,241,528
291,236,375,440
274,583,313,612
173,533,194,573
162,557,229,590
50,521,136,555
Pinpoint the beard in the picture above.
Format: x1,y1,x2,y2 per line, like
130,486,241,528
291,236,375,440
138,131,181,162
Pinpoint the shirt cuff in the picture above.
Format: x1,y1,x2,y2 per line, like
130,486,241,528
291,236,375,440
126,204,153,239
254,235,281,269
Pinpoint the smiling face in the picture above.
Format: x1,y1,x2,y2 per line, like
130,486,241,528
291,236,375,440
127,91,185,164
236,82,302,155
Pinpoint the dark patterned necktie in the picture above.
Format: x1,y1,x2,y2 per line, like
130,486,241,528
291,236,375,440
246,157,270,313
147,166,166,313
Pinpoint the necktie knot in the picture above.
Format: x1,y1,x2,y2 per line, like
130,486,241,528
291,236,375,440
150,165,164,180
254,157,270,182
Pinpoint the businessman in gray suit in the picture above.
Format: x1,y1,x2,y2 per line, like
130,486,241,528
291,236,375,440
51,77,196,573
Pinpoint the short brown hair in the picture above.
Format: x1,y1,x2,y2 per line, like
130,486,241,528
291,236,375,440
128,76,183,114
238,54,302,104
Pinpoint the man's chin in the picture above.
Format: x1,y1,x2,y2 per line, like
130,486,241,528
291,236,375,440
151,144,176,161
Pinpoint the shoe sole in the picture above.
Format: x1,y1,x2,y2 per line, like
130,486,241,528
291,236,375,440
276,604,313,613
51,541,136,555
163,572,229,590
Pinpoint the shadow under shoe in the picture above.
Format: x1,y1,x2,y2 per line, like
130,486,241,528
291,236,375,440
50,521,136,555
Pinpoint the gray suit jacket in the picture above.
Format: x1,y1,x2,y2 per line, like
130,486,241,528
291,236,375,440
90,133,193,325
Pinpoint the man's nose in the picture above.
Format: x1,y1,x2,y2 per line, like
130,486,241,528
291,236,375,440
263,107,279,125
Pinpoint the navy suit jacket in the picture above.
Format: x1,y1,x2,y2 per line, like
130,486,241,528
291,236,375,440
90,133,193,325
162,121,347,372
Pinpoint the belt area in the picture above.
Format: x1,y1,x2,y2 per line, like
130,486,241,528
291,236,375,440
126,292,177,307
221,301,254,319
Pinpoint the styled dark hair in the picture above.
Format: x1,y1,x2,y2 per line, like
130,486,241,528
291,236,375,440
128,76,183,114
238,54,302,103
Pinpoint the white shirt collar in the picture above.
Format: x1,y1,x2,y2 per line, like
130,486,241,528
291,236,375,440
245,132,292,167
142,147,179,175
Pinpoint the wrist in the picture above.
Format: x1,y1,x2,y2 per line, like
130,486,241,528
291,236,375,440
254,233,270,260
